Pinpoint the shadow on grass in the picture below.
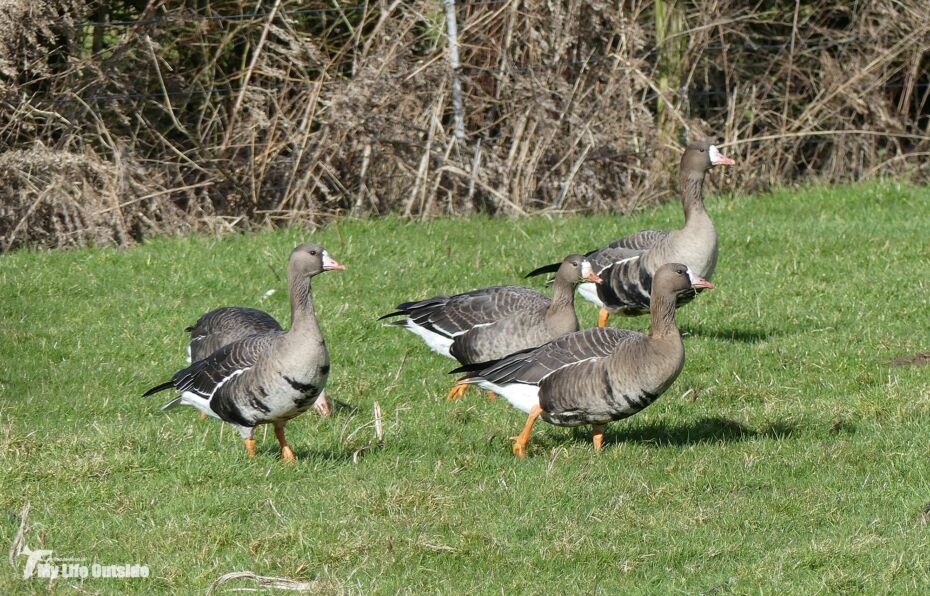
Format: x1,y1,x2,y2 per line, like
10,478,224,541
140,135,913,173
595,415,798,448
263,445,358,463
679,324,781,343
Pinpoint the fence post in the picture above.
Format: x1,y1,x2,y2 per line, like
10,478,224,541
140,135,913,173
444,0,466,141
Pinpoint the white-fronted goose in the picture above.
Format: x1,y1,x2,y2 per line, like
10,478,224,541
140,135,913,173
143,243,345,461
380,255,602,399
186,307,331,417
456,263,714,457
528,141,734,326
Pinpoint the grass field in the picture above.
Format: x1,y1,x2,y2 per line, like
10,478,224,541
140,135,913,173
2,181,930,593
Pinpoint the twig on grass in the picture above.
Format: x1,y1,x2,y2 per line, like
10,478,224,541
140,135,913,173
8,502,29,569
207,571,316,594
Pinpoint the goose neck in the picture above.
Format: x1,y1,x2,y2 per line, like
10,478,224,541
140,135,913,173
649,291,680,340
288,273,320,335
545,279,579,332
549,277,577,309
680,170,708,224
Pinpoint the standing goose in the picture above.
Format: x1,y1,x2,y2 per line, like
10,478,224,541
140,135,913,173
186,307,331,417
456,263,713,457
143,243,345,461
527,141,734,326
380,255,602,399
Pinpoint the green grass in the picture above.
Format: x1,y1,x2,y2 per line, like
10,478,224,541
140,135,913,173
2,181,930,593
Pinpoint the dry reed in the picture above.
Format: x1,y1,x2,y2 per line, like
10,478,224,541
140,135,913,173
1,0,928,250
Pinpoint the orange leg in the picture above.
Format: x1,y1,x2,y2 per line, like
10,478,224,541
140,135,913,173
447,382,469,401
485,390,497,401
597,308,610,328
511,404,543,458
275,424,296,462
199,411,207,422
244,438,257,458
592,425,605,452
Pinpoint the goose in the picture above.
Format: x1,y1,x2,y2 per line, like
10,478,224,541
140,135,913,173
186,307,331,417
527,141,734,327
143,243,345,461
455,263,713,457
380,255,602,399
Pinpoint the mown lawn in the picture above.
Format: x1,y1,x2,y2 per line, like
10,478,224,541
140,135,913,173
1,181,929,593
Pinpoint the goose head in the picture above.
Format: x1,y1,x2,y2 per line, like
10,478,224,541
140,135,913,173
652,262,715,300
555,254,603,286
681,141,735,174
525,255,602,284
289,243,346,278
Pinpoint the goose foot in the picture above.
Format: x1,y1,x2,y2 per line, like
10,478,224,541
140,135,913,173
244,438,257,458
275,424,297,463
281,445,296,462
199,411,207,422
592,425,605,451
486,390,497,401
511,405,542,458
313,392,331,417
597,308,610,328
446,382,469,401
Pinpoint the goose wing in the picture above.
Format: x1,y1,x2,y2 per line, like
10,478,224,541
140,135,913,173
187,307,283,362
608,229,670,251
387,286,548,338
465,327,639,386
171,332,281,400
585,245,642,275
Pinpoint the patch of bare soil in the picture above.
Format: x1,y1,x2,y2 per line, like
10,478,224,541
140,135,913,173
889,352,930,367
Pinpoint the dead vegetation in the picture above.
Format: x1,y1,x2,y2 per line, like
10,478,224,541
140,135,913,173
1,0,929,251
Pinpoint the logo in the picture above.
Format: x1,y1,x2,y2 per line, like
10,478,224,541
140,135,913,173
18,544,149,580
20,545,53,580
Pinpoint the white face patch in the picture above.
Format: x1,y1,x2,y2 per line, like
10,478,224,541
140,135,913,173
581,261,593,278
686,268,715,289
321,250,344,271
686,267,700,285
708,144,734,166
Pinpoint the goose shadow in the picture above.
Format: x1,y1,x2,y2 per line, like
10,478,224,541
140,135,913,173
678,324,781,344
590,415,797,448
265,445,359,463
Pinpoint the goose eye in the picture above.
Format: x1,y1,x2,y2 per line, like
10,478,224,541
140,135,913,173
309,250,317,256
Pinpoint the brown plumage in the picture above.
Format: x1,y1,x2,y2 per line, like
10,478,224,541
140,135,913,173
380,255,601,398
458,263,714,457
186,307,331,417
527,141,734,325
381,255,599,364
144,243,345,461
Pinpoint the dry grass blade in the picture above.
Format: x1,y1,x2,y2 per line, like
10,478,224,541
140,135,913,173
374,401,384,445
207,571,317,594
7,501,29,569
